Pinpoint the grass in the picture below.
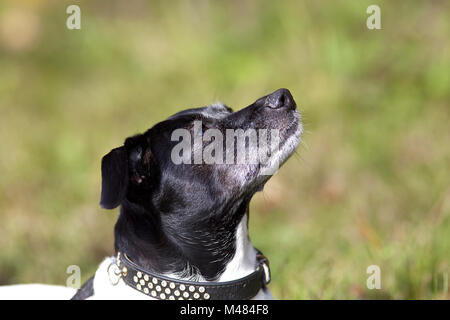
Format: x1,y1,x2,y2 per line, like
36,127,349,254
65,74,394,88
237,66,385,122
0,0,449,299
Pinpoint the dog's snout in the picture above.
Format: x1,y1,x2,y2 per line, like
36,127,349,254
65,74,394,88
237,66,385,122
264,88,295,110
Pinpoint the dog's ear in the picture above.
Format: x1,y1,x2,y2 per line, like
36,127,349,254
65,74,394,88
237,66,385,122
100,146,129,209
100,134,149,209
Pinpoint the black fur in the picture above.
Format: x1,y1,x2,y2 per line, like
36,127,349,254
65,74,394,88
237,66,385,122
71,275,94,300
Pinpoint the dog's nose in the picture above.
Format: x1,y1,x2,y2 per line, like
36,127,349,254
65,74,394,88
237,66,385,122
264,88,295,110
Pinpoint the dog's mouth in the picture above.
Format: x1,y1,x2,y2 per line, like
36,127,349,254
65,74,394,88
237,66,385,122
258,111,302,174
221,88,302,192
244,88,302,178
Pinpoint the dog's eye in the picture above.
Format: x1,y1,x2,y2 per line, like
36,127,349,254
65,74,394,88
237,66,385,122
188,121,211,137
196,123,209,136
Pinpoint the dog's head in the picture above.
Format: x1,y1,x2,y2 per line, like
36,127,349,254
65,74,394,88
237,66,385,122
100,88,302,278
101,88,301,211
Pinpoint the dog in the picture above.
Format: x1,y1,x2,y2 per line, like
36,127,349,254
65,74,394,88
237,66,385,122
0,88,302,300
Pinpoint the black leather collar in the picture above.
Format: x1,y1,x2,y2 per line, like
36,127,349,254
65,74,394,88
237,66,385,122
112,251,271,300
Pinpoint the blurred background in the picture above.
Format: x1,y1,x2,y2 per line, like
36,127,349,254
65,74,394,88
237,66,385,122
0,0,449,299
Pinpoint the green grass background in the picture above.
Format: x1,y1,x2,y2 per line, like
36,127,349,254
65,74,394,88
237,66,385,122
0,0,449,299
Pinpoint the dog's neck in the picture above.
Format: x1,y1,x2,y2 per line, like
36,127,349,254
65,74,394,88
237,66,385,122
216,213,258,282
113,199,258,282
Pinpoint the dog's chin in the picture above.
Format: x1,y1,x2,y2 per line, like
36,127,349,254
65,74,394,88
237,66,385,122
248,112,302,193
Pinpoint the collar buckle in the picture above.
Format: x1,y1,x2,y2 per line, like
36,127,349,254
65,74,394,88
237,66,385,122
261,261,271,285
107,261,122,286
256,253,271,285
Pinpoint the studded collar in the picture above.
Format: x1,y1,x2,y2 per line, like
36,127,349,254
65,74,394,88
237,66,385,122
109,251,271,300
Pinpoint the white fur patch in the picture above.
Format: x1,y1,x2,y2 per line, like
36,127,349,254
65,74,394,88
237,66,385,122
218,214,257,282
0,284,76,300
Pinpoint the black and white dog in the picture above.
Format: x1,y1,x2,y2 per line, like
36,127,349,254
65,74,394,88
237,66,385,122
0,88,302,300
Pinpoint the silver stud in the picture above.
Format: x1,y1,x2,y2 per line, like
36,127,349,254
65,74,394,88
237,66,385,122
140,279,145,285
169,282,175,289
193,293,200,299
148,283,153,289
178,297,184,300
165,288,171,294
161,280,167,287
137,272,142,278
198,286,205,293
160,293,166,299
144,274,149,281
122,267,128,276
169,296,175,300
174,290,180,296
156,285,161,292
136,284,142,290
179,284,186,291
189,285,195,292
204,293,210,300
183,292,189,298
151,290,156,297
152,278,158,284
133,276,138,283
144,288,149,294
